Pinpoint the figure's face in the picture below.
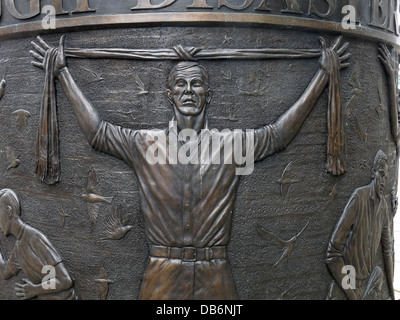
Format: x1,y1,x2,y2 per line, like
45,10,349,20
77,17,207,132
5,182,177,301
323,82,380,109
0,203,11,236
374,161,388,199
167,66,211,116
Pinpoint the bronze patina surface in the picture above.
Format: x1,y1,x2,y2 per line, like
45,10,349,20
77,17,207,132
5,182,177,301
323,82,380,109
0,0,398,300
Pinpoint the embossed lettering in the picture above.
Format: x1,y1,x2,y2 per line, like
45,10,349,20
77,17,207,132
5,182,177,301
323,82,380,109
370,0,399,35
218,0,253,11
187,0,213,9
254,0,271,11
5,0,95,18
370,0,389,28
308,0,335,18
131,0,176,10
72,0,96,13
5,0,40,20
50,0,68,15
386,0,399,34
281,0,304,14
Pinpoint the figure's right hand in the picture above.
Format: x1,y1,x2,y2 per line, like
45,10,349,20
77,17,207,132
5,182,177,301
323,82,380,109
30,35,67,77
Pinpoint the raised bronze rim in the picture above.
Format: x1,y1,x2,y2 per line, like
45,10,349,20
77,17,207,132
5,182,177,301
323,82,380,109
0,12,398,48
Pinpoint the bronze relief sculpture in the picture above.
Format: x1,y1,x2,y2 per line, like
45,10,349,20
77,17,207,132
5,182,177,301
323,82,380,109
0,189,76,300
27,35,349,299
326,150,394,300
0,0,397,301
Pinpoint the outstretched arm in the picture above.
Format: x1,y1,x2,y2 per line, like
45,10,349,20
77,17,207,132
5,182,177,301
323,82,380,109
275,37,350,147
379,44,399,148
379,44,399,213
31,36,102,144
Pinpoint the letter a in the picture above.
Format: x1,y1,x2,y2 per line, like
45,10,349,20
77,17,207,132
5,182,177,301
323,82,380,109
341,265,356,290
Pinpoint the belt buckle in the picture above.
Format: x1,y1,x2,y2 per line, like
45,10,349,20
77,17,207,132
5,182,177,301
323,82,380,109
182,247,196,262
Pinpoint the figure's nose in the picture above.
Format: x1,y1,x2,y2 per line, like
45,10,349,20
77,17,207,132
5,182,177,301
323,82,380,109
184,83,193,94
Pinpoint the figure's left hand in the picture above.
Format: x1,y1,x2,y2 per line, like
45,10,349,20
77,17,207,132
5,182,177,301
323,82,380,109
378,43,398,78
319,36,351,74
15,278,37,300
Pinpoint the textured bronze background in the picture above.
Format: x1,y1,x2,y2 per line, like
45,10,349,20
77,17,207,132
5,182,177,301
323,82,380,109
0,0,398,300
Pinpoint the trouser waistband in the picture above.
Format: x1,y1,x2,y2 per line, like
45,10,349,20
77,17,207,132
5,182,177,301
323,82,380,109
149,245,227,262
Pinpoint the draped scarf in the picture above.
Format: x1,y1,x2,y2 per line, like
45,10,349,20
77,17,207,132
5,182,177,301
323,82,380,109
35,48,60,185
326,48,346,176
34,44,345,184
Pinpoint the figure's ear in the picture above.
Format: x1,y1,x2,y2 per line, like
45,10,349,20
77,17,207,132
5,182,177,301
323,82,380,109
166,89,172,105
206,88,212,104
6,205,12,217
371,168,376,180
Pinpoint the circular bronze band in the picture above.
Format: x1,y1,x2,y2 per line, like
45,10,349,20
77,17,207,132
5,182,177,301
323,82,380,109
1,12,399,48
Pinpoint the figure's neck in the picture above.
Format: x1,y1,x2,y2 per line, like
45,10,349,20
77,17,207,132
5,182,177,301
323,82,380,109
370,180,381,202
174,109,206,134
11,217,24,240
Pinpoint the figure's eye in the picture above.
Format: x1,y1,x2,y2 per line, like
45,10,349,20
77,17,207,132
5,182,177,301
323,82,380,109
192,79,203,87
175,79,186,87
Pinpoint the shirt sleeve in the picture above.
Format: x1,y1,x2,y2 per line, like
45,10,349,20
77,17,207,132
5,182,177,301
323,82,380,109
90,121,138,166
30,235,63,268
326,193,359,264
253,124,287,162
381,200,394,257
5,246,20,277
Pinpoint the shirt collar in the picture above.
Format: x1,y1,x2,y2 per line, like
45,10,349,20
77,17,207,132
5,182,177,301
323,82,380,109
369,181,380,203
167,116,209,136
16,222,25,241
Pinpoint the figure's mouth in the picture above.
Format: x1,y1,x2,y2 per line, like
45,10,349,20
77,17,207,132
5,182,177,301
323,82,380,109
182,99,196,105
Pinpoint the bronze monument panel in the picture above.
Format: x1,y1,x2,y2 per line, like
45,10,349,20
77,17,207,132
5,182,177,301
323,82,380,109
0,0,397,300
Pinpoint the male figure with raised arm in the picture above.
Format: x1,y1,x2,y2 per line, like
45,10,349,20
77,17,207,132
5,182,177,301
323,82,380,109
30,35,349,299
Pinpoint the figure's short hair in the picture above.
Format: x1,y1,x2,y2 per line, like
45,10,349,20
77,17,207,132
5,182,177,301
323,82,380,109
167,61,209,89
0,189,20,216
372,150,388,171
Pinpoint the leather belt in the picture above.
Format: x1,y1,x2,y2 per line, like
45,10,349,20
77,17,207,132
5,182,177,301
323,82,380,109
149,245,227,262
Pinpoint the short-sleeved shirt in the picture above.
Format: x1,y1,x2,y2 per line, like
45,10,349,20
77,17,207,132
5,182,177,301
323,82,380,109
8,224,62,283
91,118,285,299
326,184,393,299
8,224,76,300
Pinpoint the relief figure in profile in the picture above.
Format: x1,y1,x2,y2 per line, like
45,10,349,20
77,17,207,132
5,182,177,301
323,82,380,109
325,150,394,300
0,189,76,300
30,35,349,299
